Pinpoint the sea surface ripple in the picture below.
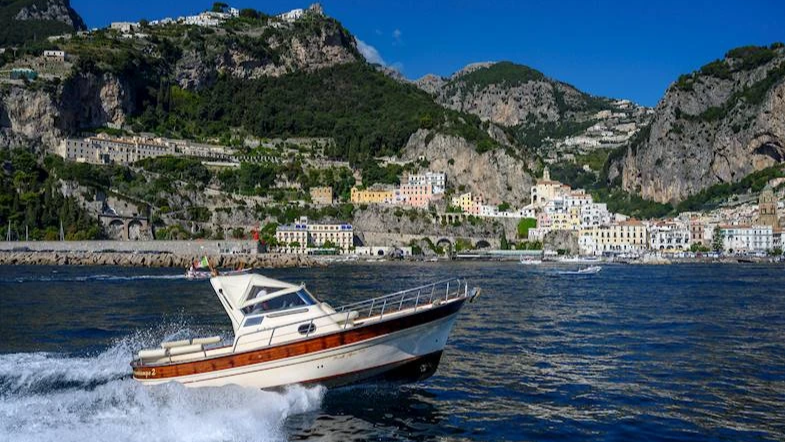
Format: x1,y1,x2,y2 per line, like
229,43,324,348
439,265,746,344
0,262,784,441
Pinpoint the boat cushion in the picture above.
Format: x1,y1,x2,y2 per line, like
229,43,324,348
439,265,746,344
168,343,204,356
192,336,221,346
138,348,167,359
161,339,191,349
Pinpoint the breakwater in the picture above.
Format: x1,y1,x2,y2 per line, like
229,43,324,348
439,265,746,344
0,241,318,268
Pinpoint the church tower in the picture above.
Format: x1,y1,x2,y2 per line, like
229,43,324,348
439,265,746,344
757,184,780,229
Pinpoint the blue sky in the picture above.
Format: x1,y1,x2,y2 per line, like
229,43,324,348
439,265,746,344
72,0,785,106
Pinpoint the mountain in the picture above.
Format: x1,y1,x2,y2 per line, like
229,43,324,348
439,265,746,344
0,0,86,45
0,7,499,163
415,61,653,158
608,44,785,204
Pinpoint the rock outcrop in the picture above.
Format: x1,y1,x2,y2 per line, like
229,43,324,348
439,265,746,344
414,61,652,154
0,72,134,149
401,129,535,206
13,0,85,30
611,45,785,203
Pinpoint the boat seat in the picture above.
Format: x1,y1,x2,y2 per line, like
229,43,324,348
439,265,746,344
161,339,191,349
192,336,221,346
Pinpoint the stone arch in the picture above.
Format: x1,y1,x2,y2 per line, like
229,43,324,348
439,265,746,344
107,219,125,239
127,220,144,240
475,239,492,249
376,249,385,256
436,238,452,250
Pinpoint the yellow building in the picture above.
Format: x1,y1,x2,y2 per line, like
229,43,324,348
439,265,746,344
350,187,394,204
579,220,648,255
310,186,333,205
549,206,582,231
531,167,571,206
450,192,484,215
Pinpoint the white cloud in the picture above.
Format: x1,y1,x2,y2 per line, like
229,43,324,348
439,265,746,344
392,28,402,44
356,38,385,65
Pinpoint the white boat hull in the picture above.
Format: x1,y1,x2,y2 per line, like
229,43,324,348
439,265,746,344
135,312,460,389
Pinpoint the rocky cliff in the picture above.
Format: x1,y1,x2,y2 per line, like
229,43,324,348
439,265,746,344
0,72,135,149
611,44,785,203
13,0,85,29
415,61,652,155
401,129,535,206
0,0,85,45
0,10,360,150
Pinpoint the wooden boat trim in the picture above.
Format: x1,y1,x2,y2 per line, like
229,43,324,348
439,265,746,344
132,297,465,381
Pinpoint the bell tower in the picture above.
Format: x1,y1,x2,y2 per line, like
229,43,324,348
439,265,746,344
757,184,779,229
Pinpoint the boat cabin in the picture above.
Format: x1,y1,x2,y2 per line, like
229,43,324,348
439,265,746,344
135,274,359,365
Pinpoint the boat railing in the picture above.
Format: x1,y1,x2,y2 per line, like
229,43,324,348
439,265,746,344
232,278,468,352
335,277,467,321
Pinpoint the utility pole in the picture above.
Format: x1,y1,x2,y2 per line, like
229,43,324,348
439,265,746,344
25,225,28,241
60,220,64,241
6,221,9,241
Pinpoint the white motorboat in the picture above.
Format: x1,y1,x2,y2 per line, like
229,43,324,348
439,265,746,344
132,274,479,389
558,265,602,275
185,267,251,280
558,256,601,264
519,256,543,265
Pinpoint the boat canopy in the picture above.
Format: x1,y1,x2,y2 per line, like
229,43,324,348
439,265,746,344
209,274,316,332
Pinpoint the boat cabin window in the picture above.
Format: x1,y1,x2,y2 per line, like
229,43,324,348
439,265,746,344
243,288,316,315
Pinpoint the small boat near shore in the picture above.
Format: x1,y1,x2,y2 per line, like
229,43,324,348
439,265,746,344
132,274,479,389
520,256,543,265
185,267,252,280
558,265,602,275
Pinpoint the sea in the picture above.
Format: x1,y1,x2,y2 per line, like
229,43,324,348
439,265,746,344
0,262,784,442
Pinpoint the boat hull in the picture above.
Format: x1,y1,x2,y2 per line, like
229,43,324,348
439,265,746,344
133,300,463,389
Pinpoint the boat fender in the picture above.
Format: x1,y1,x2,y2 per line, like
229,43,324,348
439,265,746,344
161,339,191,349
432,299,442,306
469,287,482,303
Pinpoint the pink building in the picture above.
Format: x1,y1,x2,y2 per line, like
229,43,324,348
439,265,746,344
399,184,434,208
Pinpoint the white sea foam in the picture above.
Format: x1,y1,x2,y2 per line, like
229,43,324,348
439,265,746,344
0,336,325,442
8,274,186,283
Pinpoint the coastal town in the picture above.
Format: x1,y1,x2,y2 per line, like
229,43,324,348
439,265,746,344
35,129,785,261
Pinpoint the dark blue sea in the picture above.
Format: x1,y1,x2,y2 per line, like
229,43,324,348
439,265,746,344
1,262,784,442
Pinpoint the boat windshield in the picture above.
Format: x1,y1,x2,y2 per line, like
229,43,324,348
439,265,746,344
243,288,316,315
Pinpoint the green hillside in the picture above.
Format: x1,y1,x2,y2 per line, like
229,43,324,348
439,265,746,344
0,0,85,46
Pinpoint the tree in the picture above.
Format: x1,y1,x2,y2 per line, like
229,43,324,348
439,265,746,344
711,225,724,252
139,19,150,28
500,232,509,250
212,2,229,12
497,202,511,212
517,218,537,239
239,8,260,19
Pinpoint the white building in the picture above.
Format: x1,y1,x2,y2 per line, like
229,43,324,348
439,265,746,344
275,217,354,254
580,203,611,229
719,225,773,254
110,22,138,33
405,171,446,194
277,8,304,22
43,50,66,61
649,222,691,251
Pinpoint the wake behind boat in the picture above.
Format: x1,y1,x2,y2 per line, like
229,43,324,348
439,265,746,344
132,274,479,389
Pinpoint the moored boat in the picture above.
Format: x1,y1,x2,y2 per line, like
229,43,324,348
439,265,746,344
131,274,479,389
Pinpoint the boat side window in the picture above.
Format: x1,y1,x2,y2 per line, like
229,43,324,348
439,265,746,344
261,292,309,313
